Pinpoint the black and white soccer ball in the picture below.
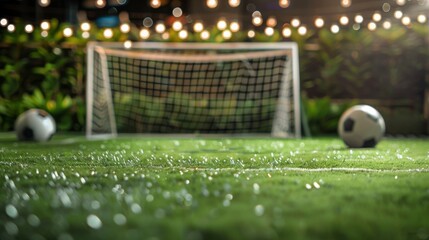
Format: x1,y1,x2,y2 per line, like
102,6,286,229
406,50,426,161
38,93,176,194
338,105,385,148
15,109,56,142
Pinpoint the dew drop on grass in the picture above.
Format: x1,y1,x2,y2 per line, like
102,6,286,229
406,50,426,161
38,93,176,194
131,203,142,214
253,183,260,194
5,204,18,218
255,205,264,216
146,194,154,202
91,200,101,210
58,233,74,240
87,214,102,229
313,182,321,189
27,214,41,227
4,221,19,235
113,213,127,226
225,194,233,201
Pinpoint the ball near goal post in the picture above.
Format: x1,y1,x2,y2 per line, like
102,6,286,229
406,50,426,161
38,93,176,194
86,42,301,138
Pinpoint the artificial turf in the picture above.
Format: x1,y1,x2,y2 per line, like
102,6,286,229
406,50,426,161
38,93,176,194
0,133,428,240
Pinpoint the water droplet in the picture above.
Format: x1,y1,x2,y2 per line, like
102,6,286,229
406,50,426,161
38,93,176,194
113,213,127,225
5,204,18,218
131,203,142,214
255,204,264,216
91,200,101,210
5,221,19,235
58,233,74,240
87,214,102,229
27,214,41,227
313,182,321,189
253,183,260,194
155,209,166,219
146,194,154,202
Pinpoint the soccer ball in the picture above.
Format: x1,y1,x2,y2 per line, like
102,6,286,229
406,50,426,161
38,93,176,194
15,109,56,142
338,105,385,148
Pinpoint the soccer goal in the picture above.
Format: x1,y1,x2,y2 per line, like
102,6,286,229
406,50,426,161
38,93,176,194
86,42,301,139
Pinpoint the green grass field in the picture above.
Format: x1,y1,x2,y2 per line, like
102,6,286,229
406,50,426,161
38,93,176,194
1,133,429,240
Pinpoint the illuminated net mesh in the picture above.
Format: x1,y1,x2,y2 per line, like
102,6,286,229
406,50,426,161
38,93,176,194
87,43,299,138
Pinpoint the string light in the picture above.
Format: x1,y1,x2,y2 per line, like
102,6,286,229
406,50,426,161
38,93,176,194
401,16,411,25
161,32,169,40
330,24,340,34
150,0,161,8
103,28,113,38
282,26,292,37
252,11,262,18
124,40,132,49
352,23,360,31
264,27,274,36
382,21,392,29
230,21,240,32
314,17,324,28
341,0,352,8
222,29,232,39
298,26,307,35
38,0,50,7
96,0,106,8
63,27,73,37
0,18,8,27
394,10,403,19
172,21,183,31
81,22,91,31
7,24,15,32
40,21,50,30
41,30,48,37
368,21,377,31
139,28,150,39
120,23,130,33
417,14,427,23
200,30,210,40
82,32,90,39
291,18,300,27
396,0,406,6
217,19,227,30
382,3,391,12
172,7,183,17
207,0,218,8
25,24,34,33
193,22,204,32
247,30,255,38
228,0,240,7
372,12,382,22
266,17,277,27
252,16,263,26
340,16,349,25
143,17,153,28
354,15,364,23
178,29,188,39
279,0,290,8
155,22,166,33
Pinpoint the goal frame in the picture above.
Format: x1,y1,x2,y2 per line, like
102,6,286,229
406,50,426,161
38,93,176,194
86,41,301,139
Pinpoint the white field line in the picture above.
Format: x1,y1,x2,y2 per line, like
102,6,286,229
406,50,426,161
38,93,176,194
157,166,429,173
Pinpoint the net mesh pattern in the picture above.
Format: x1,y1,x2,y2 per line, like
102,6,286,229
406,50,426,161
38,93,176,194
89,47,295,136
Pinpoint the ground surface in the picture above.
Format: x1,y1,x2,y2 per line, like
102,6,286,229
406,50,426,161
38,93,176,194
1,133,429,240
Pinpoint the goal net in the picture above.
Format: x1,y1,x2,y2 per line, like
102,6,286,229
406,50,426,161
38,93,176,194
86,42,301,138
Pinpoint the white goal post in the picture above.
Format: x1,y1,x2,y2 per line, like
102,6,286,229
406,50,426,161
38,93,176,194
86,42,301,138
